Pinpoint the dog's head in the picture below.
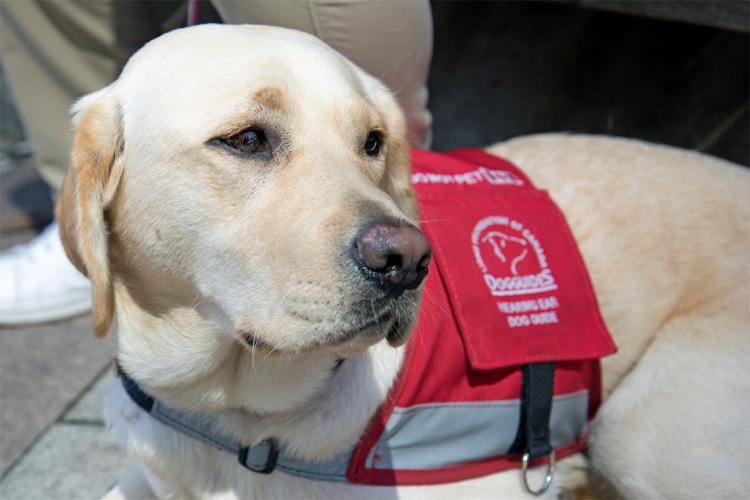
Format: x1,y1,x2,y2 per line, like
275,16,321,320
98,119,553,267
56,25,429,356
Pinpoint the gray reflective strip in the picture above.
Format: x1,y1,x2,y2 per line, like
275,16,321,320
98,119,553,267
150,400,351,481
365,390,588,470
152,401,239,454
548,391,590,448
276,450,352,482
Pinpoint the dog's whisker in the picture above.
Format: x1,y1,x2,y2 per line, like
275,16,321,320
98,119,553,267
189,294,204,310
420,286,449,319
417,217,450,225
250,333,258,379
278,286,299,304
260,337,282,363
369,298,378,330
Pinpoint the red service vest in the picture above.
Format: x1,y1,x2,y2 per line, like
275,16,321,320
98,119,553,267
346,149,617,485
117,149,618,487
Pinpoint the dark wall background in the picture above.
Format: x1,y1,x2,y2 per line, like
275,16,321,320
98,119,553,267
428,1,749,165
108,0,749,164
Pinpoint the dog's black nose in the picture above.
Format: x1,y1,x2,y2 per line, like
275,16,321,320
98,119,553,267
353,221,431,296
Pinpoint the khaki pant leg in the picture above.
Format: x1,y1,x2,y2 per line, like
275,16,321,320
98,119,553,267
211,0,433,148
0,0,124,190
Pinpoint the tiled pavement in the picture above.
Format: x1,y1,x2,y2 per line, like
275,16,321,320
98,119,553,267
0,373,125,500
0,170,124,500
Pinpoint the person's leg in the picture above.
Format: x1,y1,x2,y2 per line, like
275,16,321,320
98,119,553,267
0,0,125,324
0,0,124,189
211,0,433,148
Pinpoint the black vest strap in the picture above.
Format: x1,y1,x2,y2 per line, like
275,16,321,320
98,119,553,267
510,362,555,459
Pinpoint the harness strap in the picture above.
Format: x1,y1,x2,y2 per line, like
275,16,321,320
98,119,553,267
511,362,555,459
117,367,353,481
509,362,556,495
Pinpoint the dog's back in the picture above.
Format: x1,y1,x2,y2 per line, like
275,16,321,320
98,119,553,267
489,133,750,498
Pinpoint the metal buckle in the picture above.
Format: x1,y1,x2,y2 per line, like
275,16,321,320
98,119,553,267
521,449,555,496
238,439,279,474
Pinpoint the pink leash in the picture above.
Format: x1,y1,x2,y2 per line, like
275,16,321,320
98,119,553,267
187,0,201,26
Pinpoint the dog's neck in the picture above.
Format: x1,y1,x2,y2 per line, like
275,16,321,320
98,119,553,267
113,286,405,460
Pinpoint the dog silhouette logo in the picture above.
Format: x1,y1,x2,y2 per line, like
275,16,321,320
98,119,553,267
480,231,529,276
471,216,558,296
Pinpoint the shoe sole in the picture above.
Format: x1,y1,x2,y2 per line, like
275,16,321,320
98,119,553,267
0,293,92,325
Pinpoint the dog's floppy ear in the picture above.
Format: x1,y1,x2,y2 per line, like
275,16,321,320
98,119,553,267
56,87,124,338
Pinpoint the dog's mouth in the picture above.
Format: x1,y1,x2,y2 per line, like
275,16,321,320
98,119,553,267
238,307,410,354
334,294,418,348
338,308,394,341
238,288,420,354
239,331,274,352
242,332,265,347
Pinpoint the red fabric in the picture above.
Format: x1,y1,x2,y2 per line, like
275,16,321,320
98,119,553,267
347,149,616,485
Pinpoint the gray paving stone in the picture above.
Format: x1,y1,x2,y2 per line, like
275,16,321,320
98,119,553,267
0,423,125,500
63,372,113,424
0,318,116,474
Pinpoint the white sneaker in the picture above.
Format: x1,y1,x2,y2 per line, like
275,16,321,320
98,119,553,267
0,221,91,325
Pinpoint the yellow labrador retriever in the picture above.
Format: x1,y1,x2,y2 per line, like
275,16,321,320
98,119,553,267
56,25,749,499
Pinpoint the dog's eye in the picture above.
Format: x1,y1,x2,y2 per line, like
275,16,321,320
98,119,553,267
223,129,271,155
364,131,383,157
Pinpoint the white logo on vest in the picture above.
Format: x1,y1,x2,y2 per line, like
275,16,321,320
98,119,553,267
411,167,524,186
472,216,557,297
